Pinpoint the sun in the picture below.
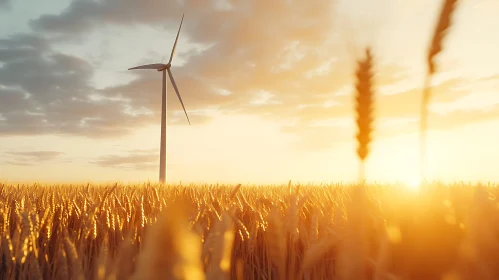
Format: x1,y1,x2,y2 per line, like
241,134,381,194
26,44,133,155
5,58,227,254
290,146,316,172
405,178,421,192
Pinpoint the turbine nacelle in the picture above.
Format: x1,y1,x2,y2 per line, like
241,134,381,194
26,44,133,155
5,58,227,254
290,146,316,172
158,63,171,72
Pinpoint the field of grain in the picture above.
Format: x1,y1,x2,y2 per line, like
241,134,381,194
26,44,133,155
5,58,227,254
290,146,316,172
0,182,497,280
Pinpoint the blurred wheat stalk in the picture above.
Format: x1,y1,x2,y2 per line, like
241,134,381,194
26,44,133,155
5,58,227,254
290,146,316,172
420,0,459,182
355,48,375,183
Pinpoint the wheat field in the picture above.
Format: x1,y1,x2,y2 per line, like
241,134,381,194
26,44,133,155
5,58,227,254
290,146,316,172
0,182,497,280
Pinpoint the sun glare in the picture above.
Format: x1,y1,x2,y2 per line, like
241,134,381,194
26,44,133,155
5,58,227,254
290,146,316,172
405,178,421,192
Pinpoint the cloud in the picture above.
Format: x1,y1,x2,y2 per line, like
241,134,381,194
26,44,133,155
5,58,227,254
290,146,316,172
0,0,10,10
91,149,159,170
1,0,496,152
27,0,370,138
430,77,499,115
29,0,192,36
0,33,163,137
4,150,64,166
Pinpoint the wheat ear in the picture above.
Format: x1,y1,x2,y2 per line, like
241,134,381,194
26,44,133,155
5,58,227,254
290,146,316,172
355,48,375,183
420,0,459,182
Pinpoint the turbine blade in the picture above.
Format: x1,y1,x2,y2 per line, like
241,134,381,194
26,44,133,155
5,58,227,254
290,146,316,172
128,63,167,70
167,68,191,125
168,14,184,64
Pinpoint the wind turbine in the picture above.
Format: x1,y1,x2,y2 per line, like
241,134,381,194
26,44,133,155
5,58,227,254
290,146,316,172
128,14,190,184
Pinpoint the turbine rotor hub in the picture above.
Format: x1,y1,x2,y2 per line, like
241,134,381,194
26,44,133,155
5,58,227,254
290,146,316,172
158,63,171,72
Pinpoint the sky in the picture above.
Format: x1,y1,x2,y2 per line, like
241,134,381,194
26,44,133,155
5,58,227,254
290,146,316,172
0,0,498,185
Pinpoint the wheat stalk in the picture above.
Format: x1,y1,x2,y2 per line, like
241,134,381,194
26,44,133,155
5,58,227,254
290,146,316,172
299,237,338,275
420,0,459,182
205,211,235,280
28,251,43,280
63,235,84,280
337,185,370,280
131,198,205,280
459,186,499,279
265,206,287,280
114,234,137,280
355,48,376,183
56,245,69,280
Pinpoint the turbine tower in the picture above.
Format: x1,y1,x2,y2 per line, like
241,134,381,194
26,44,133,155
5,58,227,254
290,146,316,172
128,14,190,184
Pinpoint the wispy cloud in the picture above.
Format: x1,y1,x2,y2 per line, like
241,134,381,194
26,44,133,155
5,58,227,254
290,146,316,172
4,150,64,165
91,149,158,170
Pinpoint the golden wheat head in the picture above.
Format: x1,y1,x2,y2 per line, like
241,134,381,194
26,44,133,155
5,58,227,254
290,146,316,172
355,48,375,181
427,0,459,75
420,0,459,181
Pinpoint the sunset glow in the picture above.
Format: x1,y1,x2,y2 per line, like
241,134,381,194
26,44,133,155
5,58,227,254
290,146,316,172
1,0,498,184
